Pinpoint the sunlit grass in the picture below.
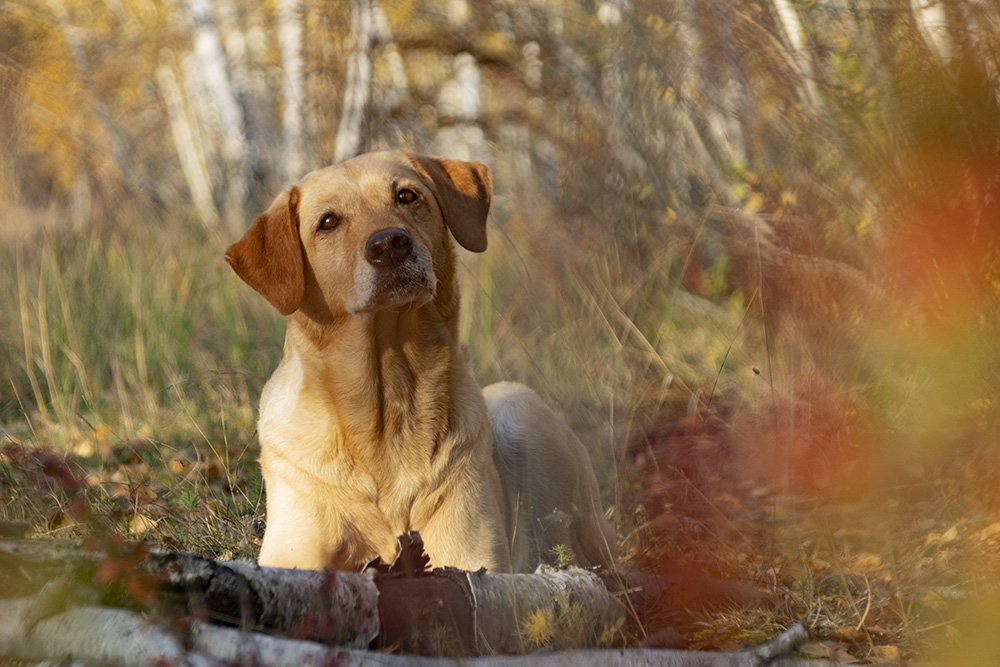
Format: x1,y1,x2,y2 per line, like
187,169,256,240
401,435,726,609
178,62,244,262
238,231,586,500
1,222,282,442
2,196,998,659
1,218,279,559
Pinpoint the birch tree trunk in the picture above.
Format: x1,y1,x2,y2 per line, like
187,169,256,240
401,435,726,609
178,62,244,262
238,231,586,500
334,0,375,163
910,0,956,62
276,0,307,181
156,57,219,229
187,0,250,232
770,0,824,113
660,2,733,207
596,1,649,178
213,0,250,114
433,52,487,161
694,2,749,173
431,2,486,161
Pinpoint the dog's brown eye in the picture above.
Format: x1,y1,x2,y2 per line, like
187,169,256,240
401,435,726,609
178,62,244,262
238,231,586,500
396,188,418,204
318,213,340,232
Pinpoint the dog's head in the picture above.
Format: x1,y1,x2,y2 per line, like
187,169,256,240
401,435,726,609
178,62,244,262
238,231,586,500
225,151,491,320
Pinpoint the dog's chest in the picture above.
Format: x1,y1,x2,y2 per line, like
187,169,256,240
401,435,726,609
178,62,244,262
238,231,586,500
257,327,484,535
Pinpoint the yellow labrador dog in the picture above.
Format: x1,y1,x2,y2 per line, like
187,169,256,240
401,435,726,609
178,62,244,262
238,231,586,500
226,151,614,573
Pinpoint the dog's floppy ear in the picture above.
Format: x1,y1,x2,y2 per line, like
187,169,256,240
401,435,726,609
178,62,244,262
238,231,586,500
225,187,305,316
408,154,492,252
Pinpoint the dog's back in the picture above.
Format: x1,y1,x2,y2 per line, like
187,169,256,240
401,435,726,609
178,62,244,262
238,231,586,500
485,381,616,571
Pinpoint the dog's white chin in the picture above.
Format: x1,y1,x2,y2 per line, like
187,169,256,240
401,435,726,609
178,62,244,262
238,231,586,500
346,282,436,316
345,245,438,316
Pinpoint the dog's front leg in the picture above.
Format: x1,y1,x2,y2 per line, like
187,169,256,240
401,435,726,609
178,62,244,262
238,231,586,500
416,466,512,573
257,469,330,569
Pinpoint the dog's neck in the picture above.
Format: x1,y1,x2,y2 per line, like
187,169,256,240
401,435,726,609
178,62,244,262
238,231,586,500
283,278,476,467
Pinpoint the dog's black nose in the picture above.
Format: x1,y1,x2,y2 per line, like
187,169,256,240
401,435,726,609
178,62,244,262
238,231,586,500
365,228,413,267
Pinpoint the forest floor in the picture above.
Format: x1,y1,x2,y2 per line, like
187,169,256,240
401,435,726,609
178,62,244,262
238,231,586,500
623,400,1000,664
3,393,998,664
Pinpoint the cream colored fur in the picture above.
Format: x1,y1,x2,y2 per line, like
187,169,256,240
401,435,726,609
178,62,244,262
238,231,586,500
226,151,614,572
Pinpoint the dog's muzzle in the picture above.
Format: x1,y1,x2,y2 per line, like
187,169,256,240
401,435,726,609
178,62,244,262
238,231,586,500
353,227,435,313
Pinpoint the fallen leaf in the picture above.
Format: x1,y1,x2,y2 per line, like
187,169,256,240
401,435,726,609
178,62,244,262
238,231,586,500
743,192,766,213
977,522,1000,543
204,459,225,479
129,513,156,535
106,481,130,498
125,462,152,478
870,645,900,663
855,552,883,570
46,507,76,530
799,640,857,663
835,626,867,643
93,422,114,441
810,556,833,571
865,625,891,638
921,589,946,611
72,440,95,457
129,483,157,504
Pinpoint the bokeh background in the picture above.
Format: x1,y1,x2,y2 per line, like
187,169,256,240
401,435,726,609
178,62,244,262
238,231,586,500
2,0,1000,661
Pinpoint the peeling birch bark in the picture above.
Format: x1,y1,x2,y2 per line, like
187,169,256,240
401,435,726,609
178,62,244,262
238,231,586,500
0,598,215,666
160,555,379,647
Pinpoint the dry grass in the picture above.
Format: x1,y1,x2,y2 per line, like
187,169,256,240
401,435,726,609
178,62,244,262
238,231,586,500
2,199,999,663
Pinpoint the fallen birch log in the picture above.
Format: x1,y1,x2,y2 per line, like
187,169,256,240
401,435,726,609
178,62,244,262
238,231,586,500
0,537,779,660
0,593,810,667
158,553,622,653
